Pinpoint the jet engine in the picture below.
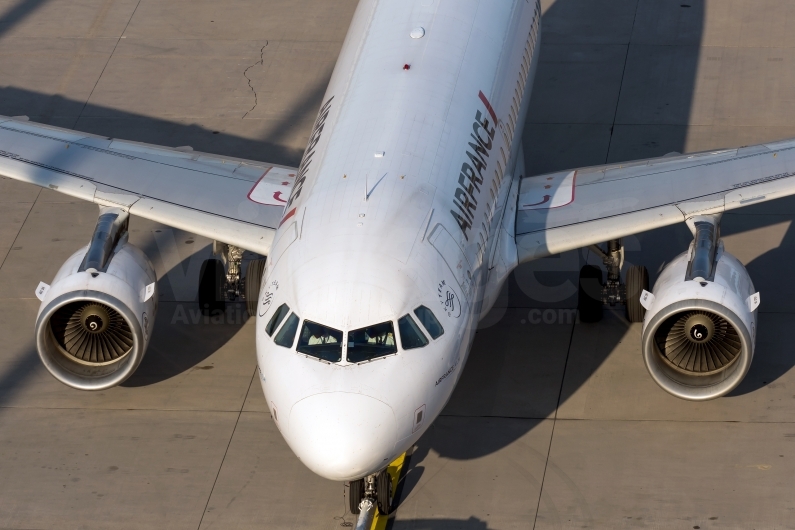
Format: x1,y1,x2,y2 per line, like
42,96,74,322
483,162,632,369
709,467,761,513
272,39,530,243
34,207,157,390
640,216,760,401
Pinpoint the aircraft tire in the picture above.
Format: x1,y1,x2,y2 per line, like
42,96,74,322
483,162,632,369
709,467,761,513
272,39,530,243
349,479,364,514
198,259,226,315
578,265,604,323
625,265,649,323
245,258,267,317
376,469,393,515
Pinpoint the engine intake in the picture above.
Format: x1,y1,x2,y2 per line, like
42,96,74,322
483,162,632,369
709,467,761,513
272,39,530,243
654,310,741,374
35,207,157,390
641,217,757,400
50,301,134,365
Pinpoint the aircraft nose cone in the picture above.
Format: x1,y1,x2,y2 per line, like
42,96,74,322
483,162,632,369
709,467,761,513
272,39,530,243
288,392,397,481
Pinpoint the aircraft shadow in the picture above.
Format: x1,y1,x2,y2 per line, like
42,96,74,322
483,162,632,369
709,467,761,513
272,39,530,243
389,517,492,530
121,242,256,387
0,0,49,40
0,88,321,167
725,211,795,396
0,344,41,408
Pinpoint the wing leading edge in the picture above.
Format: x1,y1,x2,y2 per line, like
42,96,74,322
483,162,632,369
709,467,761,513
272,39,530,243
515,138,795,262
0,116,296,255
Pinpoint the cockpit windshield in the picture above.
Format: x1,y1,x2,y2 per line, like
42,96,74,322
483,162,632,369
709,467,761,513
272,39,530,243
347,321,397,363
414,305,444,339
297,320,343,362
274,312,300,348
265,303,290,336
398,314,428,350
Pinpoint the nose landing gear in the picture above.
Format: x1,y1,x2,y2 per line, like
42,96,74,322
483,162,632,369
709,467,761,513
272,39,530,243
348,469,393,519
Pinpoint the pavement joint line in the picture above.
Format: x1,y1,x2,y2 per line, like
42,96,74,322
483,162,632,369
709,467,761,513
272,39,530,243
0,189,40,271
436,415,795,425
196,365,258,530
0,406,270,413
72,0,141,130
3,405,795,425
540,43,795,50
61,38,347,43
532,302,578,530
528,121,795,125
6,404,795,425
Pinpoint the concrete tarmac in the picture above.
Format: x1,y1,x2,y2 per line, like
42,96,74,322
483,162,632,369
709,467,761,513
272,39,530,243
1,1,795,529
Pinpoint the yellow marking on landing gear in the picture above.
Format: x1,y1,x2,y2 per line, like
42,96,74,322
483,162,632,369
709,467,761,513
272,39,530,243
370,453,406,530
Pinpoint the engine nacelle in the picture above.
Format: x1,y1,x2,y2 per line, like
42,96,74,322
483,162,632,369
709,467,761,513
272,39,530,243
641,221,759,401
35,209,157,390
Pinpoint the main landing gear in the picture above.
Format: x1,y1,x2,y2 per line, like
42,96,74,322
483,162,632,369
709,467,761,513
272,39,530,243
578,239,649,323
198,241,266,317
348,469,393,518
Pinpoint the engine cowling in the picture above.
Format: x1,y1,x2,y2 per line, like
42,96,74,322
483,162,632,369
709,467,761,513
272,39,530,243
35,209,157,390
641,223,758,400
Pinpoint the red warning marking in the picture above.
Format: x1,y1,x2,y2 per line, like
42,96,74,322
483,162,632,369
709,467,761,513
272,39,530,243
521,171,577,210
524,195,551,207
248,167,295,206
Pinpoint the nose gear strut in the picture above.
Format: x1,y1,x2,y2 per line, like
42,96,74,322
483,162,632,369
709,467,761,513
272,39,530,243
348,468,394,527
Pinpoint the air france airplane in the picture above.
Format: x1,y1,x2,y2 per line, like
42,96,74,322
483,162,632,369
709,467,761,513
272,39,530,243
2,0,793,521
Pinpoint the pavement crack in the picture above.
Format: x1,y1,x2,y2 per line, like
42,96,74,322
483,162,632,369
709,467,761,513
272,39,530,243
242,43,268,119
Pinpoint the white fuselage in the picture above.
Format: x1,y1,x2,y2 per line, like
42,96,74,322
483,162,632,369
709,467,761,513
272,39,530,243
256,0,541,481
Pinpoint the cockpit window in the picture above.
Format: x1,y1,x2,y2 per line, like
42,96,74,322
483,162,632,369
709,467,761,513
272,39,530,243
347,321,397,363
398,314,429,350
297,320,343,362
274,312,300,348
265,303,290,337
414,305,444,339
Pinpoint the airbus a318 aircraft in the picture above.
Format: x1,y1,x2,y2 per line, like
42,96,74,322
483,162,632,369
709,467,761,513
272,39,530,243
0,0,789,522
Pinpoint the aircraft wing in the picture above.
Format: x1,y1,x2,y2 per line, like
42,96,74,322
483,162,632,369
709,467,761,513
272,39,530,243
0,116,297,255
515,138,795,262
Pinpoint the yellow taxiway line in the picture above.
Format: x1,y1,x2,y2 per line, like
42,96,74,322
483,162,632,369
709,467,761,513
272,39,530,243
370,452,407,530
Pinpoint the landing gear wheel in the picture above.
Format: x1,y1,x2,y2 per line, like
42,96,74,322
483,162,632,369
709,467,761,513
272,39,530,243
348,479,364,515
625,265,649,323
245,258,267,317
376,469,393,515
578,265,604,323
198,259,226,315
